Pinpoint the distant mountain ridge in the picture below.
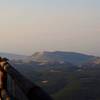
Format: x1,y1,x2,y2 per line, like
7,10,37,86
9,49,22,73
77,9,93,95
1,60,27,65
0,52,28,60
31,51,96,65
0,51,98,65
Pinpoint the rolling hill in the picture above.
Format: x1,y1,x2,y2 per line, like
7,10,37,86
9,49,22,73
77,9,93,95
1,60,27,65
31,51,96,65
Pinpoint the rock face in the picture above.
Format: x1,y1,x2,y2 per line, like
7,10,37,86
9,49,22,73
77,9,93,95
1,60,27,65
31,51,95,65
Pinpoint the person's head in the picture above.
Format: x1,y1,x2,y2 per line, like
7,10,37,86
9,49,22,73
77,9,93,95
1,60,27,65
0,57,8,62
0,57,9,71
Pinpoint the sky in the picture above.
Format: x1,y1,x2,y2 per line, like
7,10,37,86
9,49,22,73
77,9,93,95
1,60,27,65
0,0,99,56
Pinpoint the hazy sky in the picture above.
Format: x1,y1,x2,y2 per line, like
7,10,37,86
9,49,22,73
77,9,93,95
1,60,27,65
0,0,99,55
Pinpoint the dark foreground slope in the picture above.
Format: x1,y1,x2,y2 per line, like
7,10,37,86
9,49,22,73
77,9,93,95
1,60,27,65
12,58,100,100
54,58,100,100
6,51,100,100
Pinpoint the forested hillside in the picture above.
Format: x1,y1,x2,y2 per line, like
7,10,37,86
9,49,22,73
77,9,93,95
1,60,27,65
2,51,100,100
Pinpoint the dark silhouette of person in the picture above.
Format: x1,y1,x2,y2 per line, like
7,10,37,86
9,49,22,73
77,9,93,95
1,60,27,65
0,57,10,100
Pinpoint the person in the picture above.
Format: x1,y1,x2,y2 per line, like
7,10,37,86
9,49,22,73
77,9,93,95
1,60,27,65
0,57,10,100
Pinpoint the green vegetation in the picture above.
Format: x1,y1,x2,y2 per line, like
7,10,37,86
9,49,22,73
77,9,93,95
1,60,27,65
11,52,100,100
